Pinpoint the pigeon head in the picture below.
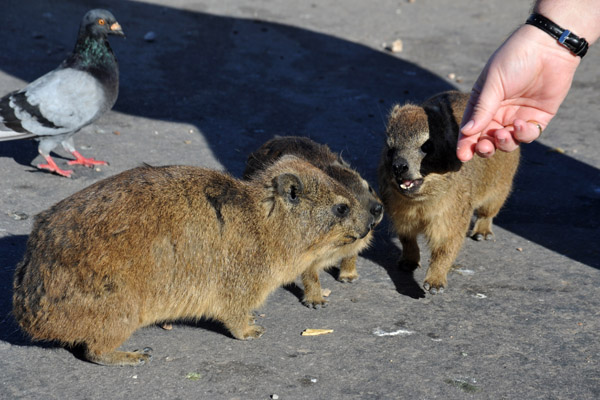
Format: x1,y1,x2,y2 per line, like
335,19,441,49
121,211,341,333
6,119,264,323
79,9,125,38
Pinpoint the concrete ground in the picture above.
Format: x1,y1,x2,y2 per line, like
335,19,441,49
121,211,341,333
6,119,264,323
0,0,598,398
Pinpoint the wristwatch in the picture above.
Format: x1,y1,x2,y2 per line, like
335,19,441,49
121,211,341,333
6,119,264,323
526,13,589,58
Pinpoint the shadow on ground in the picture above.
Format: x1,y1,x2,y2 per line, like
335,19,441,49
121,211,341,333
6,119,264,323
0,0,598,348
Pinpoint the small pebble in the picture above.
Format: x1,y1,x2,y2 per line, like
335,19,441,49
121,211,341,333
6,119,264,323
184,140,192,145
113,130,121,135
271,395,279,400
447,73,456,80
10,212,28,221
516,247,523,252
321,288,331,297
144,31,157,42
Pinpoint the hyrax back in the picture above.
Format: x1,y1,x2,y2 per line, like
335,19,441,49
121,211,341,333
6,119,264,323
244,136,383,308
378,91,519,294
13,156,375,366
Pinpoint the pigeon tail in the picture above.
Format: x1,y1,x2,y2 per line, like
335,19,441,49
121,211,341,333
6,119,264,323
0,129,36,141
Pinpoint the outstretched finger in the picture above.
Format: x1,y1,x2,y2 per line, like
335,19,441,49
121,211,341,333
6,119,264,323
514,119,543,143
456,132,479,162
494,128,521,152
474,137,496,158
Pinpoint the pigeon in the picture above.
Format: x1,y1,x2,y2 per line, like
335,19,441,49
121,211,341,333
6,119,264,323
0,9,125,177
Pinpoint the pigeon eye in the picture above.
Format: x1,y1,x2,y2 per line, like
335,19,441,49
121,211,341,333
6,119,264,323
98,19,106,25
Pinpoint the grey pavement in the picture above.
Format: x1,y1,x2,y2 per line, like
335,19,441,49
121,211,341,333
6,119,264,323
0,0,598,399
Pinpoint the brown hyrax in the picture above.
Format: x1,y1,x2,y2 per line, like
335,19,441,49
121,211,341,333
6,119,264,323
244,136,384,308
378,91,519,294
13,156,377,366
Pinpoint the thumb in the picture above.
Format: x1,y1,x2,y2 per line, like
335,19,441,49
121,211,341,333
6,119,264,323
460,79,503,137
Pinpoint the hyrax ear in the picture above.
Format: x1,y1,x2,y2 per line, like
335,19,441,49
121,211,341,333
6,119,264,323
388,104,405,122
275,173,304,204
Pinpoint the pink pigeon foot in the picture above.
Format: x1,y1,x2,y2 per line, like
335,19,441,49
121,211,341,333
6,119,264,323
38,156,73,178
67,150,108,167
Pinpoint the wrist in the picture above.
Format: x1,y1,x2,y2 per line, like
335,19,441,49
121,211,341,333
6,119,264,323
534,1,600,45
526,13,589,57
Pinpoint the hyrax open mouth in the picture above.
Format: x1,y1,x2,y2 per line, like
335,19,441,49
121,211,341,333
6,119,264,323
396,178,423,193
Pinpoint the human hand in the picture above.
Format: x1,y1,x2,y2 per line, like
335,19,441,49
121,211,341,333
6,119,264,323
457,25,581,161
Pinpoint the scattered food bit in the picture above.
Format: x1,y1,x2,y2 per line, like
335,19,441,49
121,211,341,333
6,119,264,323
516,247,523,252
321,288,331,297
271,395,279,400
95,167,102,172
310,378,318,383
472,293,487,299
373,328,414,337
454,268,475,276
445,377,479,393
161,323,173,330
144,31,157,42
258,313,266,318
301,328,334,336
386,39,403,53
96,128,106,134
165,356,173,362
184,140,192,145
113,130,121,135
9,212,28,221
185,372,202,381
548,147,566,154
447,73,456,80
132,375,137,379
188,129,194,134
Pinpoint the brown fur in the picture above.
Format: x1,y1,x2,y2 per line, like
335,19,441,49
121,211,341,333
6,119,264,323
244,136,383,308
378,91,520,293
13,156,375,365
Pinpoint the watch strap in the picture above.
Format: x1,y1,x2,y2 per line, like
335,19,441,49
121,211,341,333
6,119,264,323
526,13,589,58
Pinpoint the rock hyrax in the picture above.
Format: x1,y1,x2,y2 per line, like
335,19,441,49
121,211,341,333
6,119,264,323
378,91,519,294
13,156,376,366
244,136,383,308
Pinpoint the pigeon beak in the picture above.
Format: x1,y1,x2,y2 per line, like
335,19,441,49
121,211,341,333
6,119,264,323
109,22,125,37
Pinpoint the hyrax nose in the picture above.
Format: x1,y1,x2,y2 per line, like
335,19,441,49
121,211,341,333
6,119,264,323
368,201,383,229
370,202,383,219
392,158,409,177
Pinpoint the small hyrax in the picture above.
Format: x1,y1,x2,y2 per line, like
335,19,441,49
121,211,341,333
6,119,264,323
244,136,384,308
378,91,519,294
13,156,376,366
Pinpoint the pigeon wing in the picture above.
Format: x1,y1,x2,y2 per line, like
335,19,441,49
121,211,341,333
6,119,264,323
2,68,107,138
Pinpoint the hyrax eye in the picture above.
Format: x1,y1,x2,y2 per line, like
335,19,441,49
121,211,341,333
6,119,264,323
421,140,434,154
333,204,350,218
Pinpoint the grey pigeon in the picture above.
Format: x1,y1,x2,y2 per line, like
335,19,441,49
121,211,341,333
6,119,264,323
0,9,124,177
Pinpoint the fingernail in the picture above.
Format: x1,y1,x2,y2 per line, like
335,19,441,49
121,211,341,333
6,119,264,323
461,120,474,132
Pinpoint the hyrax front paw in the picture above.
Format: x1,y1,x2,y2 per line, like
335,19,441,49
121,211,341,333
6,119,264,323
302,297,328,309
471,231,494,241
337,269,359,283
85,347,153,366
423,272,447,295
398,259,420,271
243,325,266,340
